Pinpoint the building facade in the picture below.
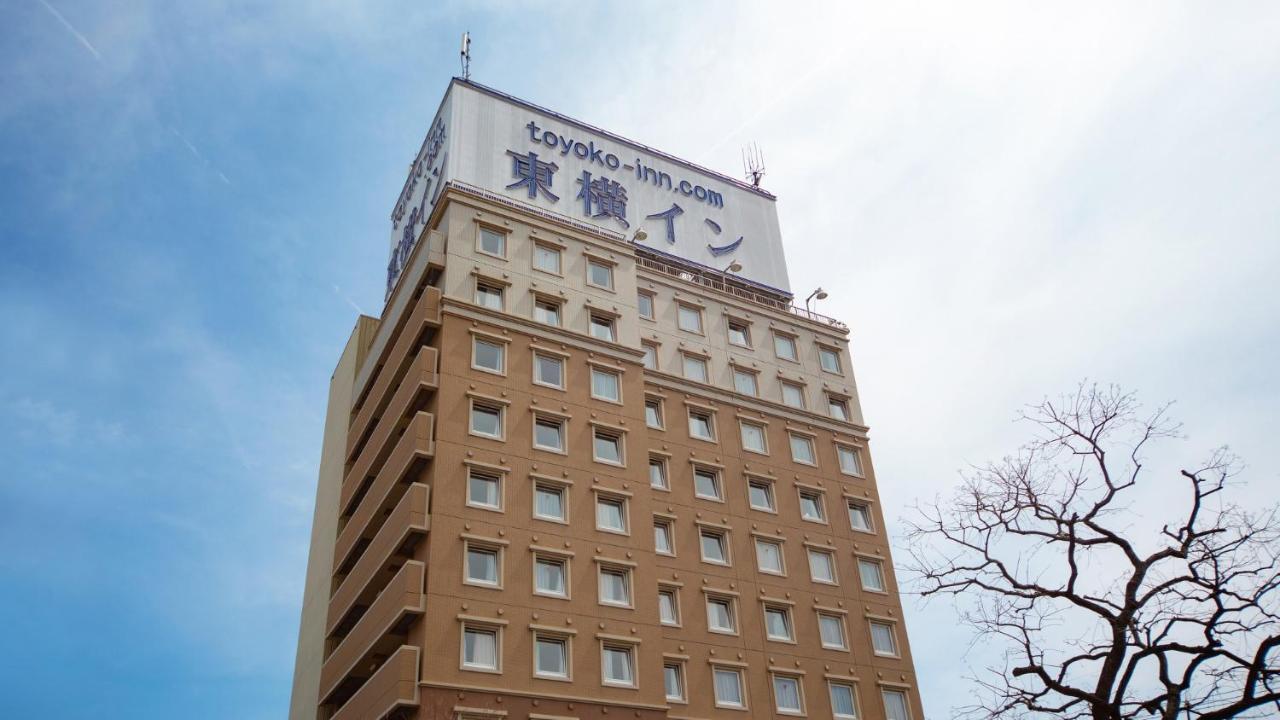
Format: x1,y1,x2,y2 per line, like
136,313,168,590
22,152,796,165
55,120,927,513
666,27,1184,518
289,79,924,720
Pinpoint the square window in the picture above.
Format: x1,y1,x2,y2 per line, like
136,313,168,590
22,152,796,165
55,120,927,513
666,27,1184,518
475,281,504,310
467,470,501,510
818,612,848,650
790,434,817,465
533,243,562,274
774,333,798,361
645,398,663,429
882,689,911,720
589,313,616,342
700,529,729,565
799,489,826,522
654,519,674,555
534,483,566,522
848,502,874,533
688,409,715,441
733,368,758,396
728,321,751,347
591,367,621,402
462,626,498,670
838,446,865,476
713,667,745,708
740,421,767,453
808,548,837,584
781,381,806,409
764,605,794,642
755,538,785,575
637,291,654,319
664,662,685,702
870,621,899,656
534,416,566,452
592,428,624,465
694,468,722,501
596,496,627,533
658,587,680,625
681,354,708,382
641,343,658,370
587,259,614,290
706,596,736,633
601,644,634,686
470,402,503,439
858,558,886,592
677,303,703,334
472,337,505,374
648,456,669,490
478,227,506,257
599,567,632,606
819,346,842,374
828,395,850,421
533,354,565,389
465,545,500,586
534,635,568,678
830,682,859,719
534,297,562,326
773,674,804,714
534,556,568,597
748,479,776,512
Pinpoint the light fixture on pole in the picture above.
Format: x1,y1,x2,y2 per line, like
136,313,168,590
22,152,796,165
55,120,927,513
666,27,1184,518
722,260,743,274
630,229,648,243
805,287,828,312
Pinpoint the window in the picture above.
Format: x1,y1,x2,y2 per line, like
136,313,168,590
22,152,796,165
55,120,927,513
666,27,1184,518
808,548,837,584
534,297,562,326
740,421,767,453
728,320,751,347
534,555,568,597
641,342,658,370
644,398,663,428
706,596,736,633
694,467,723,501
589,313,616,342
790,434,817,465
472,337,505,374
713,667,745,708
601,643,634,686
478,227,506,257
470,401,503,439
818,346,842,373
658,587,680,625
592,427,624,465
591,367,621,402
781,381,806,409
700,528,729,565
688,409,715,441
534,482,566,522
595,495,627,533
677,303,703,334
882,689,911,720
653,518,674,555
598,566,632,606
774,332,798,361
858,557,886,592
475,280,504,310
465,544,500,587
748,479,776,512
533,243,561,274
534,634,568,678
755,538,785,575
681,353,708,382
664,662,686,702
818,612,848,650
466,470,501,510
830,682,859,719
764,605,794,642
848,501,874,533
798,489,826,522
637,291,654,319
732,368,758,396
533,353,564,388
870,620,899,656
828,395,850,421
773,674,804,714
587,258,615,290
648,456,669,490
838,445,864,476
462,625,498,671
533,415,566,452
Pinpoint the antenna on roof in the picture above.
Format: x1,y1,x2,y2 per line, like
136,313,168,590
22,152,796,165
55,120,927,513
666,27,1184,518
460,31,472,80
742,143,766,188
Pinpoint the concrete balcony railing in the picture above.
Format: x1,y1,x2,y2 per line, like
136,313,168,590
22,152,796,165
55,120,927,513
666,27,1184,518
347,343,439,468
328,482,429,637
339,410,435,520
347,286,442,462
329,644,420,720
319,560,425,705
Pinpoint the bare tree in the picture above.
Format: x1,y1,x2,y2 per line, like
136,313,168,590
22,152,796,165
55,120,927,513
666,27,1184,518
907,384,1279,720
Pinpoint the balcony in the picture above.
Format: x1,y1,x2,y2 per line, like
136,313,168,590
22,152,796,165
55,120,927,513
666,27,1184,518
340,410,435,519
329,644,420,720
328,482,430,637
319,560,425,705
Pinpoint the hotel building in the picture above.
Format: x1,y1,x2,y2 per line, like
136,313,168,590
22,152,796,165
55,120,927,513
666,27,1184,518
288,79,924,720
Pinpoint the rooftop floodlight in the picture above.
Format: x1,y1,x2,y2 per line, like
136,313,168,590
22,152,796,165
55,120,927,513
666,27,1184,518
631,229,648,242
723,260,743,274
805,287,828,311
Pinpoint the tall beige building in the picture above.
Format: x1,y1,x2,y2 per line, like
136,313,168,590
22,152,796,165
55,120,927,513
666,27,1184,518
289,79,924,720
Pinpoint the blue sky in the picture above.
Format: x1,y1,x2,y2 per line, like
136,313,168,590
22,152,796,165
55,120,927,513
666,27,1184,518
2,2,1278,718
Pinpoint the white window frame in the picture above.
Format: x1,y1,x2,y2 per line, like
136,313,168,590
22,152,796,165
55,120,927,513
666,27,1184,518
773,332,799,362
590,366,622,403
532,414,567,454
798,488,827,523
477,225,507,259
533,632,571,680
772,672,806,715
465,468,503,512
463,541,502,589
586,257,616,291
589,312,617,342
808,547,838,585
645,397,664,429
595,494,629,535
693,466,724,502
727,319,752,348
598,564,633,608
648,455,669,491
664,660,687,703
460,623,501,673
712,666,747,709
763,603,795,643
705,594,738,634
837,444,865,477
532,552,570,599
532,352,565,389
790,433,818,466
818,345,843,374
732,367,759,397
471,336,506,375
755,537,786,576
591,425,625,466
818,611,849,651
858,556,887,592
600,642,637,688
881,688,912,720
781,380,807,409
748,477,777,513
681,353,709,383
829,681,860,720
653,517,675,556
676,302,704,334
699,527,731,566
533,295,563,327
532,480,568,524
869,619,900,657
474,279,505,311
658,586,681,626
532,242,562,275
468,399,505,440
848,500,875,533
687,408,716,441
637,290,655,320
